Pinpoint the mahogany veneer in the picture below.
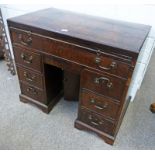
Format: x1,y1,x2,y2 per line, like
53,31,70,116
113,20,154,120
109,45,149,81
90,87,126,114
7,8,151,145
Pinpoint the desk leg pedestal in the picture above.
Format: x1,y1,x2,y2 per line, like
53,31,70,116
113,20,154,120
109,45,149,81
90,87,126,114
74,120,115,145
150,103,155,113
19,92,63,114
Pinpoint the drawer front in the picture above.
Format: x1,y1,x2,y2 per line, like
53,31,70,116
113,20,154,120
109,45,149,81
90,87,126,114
11,28,43,50
17,66,44,89
80,90,120,120
20,82,46,103
44,41,131,79
72,47,131,79
78,107,115,135
13,46,42,72
11,28,131,78
81,69,127,101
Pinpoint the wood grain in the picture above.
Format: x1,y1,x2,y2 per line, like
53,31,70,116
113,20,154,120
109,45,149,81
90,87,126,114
7,8,151,145
7,8,151,56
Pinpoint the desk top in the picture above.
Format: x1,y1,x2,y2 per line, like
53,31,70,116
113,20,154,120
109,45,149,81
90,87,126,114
8,8,151,54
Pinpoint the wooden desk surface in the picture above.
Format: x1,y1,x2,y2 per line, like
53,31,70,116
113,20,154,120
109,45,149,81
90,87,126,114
8,8,151,54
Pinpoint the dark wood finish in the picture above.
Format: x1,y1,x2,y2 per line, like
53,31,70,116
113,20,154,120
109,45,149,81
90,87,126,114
17,66,44,89
44,52,83,74
114,96,131,137
150,103,155,113
44,64,63,104
74,120,115,145
13,46,42,73
19,92,63,114
80,90,120,120
81,69,127,101
7,8,151,56
77,107,115,136
20,82,45,103
7,8,150,145
64,70,80,101
10,27,133,78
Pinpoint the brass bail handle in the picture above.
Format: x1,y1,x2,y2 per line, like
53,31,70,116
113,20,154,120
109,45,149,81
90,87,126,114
18,32,32,46
95,51,117,71
90,98,108,110
24,71,35,82
26,87,37,95
94,77,113,88
21,53,33,64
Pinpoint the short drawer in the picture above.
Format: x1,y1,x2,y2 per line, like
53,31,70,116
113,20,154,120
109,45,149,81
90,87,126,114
80,90,120,120
20,82,46,103
17,66,44,89
13,46,42,72
81,69,127,101
78,107,115,136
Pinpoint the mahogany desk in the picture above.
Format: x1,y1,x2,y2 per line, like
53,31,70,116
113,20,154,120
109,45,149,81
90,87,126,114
7,8,151,145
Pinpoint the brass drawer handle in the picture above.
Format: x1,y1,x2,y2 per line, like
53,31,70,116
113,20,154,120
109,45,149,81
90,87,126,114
94,77,113,88
94,105,105,110
90,98,108,110
21,53,33,64
91,121,100,126
95,56,117,71
26,87,38,95
88,114,103,126
18,33,32,46
24,71,36,82
90,98,95,104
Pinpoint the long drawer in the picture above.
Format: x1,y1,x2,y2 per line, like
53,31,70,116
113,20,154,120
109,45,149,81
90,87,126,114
80,90,120,120
78,107,115,136
81,69,127,101
10,28,132,79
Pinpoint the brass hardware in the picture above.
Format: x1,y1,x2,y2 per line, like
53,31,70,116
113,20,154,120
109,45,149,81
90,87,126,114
18,33,32,46
26,87,37,95
107,82,113,88
95,56,101,64
88,114,103,126
94,77,113,88
91,120,103,126
98,61,117,71
21,53,33,64
91,121,100,126
95,54,117,71
23,71,36,82
90,98,108,110
90,98,95,104
103,103,108,108
94,103,108,110
94,105,104,110
95,52,101,64
88,115,92,120
88,115,103,126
